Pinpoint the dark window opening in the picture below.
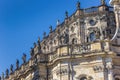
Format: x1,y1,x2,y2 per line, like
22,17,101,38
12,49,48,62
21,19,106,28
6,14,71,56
90,32,96,41
80,77,87,80
72,38,77,44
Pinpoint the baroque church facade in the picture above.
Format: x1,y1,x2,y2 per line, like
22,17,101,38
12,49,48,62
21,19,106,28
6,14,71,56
1,0,120,80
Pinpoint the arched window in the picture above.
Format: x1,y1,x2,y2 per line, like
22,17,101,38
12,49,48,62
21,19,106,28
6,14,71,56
90,32,96,41
80,77,87,80
72,38,77,44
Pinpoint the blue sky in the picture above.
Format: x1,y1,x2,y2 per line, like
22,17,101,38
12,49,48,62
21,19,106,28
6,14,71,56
0,0,110,76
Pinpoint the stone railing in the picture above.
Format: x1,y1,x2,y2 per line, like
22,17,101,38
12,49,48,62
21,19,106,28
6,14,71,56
83,6,113,14
84,7,99,13
48,41,110,63
48,43,91,62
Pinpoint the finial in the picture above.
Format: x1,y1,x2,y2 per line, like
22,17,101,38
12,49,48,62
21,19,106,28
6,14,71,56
49,25,52,33
57,20,60,26
65,11,68,18
101,0,105,5
43,32,46,38
76,1,80,9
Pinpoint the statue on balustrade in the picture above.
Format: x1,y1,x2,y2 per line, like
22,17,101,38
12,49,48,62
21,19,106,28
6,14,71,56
30,47,34,57
10,64,13,74
34,42,37,48
43,32,46,39
37,37,42,53
22,53,27,64
49,26,52,33
16,59,19,70
2,72,4,80
65,11,68,18
5,69,9,78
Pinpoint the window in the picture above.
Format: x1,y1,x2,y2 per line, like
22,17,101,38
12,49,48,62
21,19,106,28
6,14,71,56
72,38,77,44
80,77,87,80
79,75,93,80
87,37,89,42
90,32,96,41
89,19,96,26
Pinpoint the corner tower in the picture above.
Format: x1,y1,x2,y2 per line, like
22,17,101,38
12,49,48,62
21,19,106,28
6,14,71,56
110,0,120,46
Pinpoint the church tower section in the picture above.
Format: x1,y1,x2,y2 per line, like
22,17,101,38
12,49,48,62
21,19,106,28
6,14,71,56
110,0,120,55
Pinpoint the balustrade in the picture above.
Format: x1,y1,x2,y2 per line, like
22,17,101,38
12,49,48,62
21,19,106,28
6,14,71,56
48,41,108,62
84,7,99,13
48,43,92,62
